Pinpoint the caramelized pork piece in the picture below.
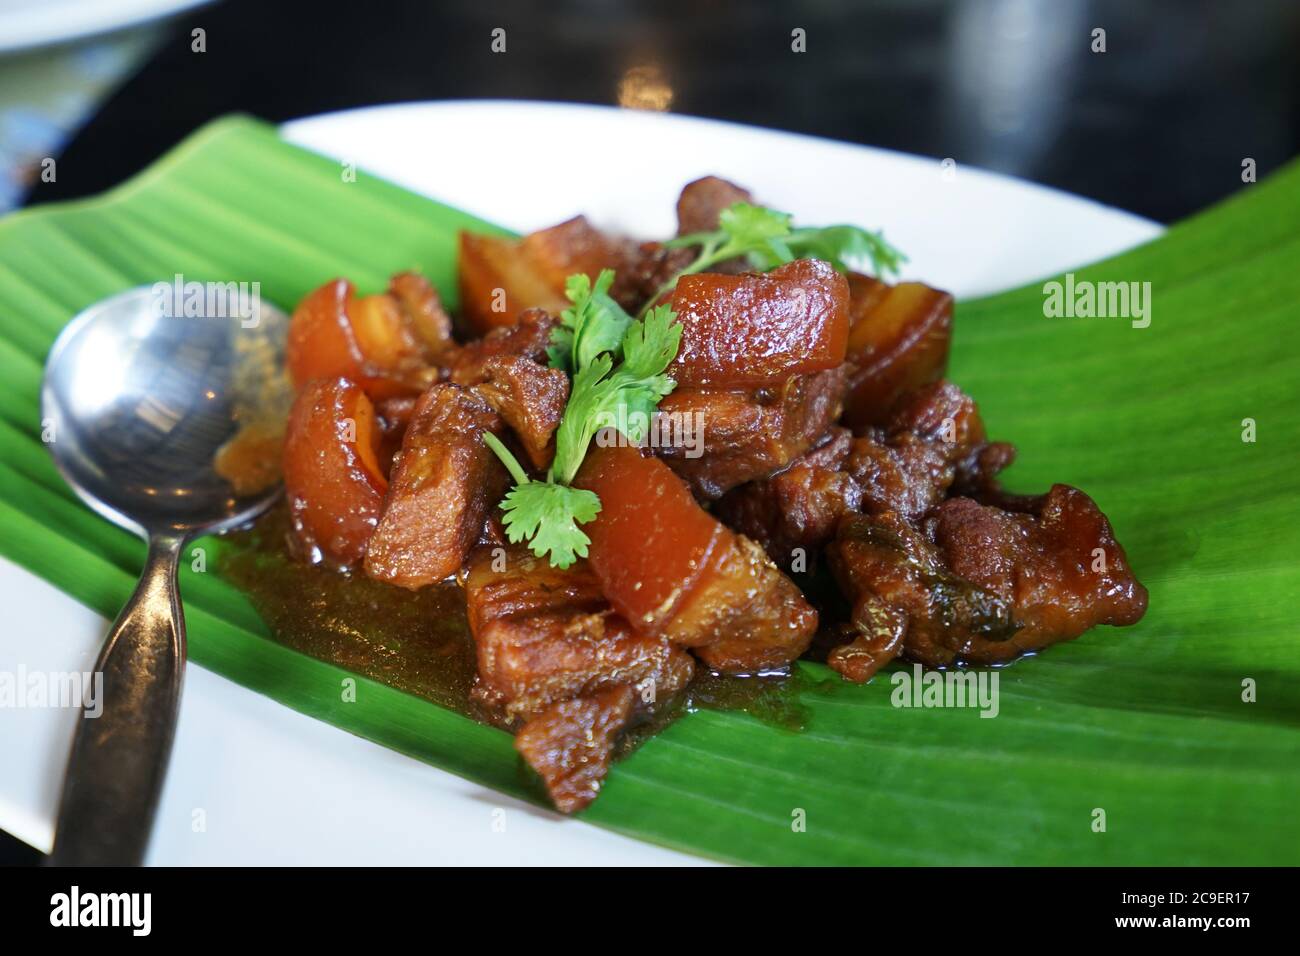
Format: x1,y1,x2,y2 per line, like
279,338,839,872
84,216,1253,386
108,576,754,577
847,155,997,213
282,378,388,566
657,365,847,499
447,307,557,372
845,380,1012,519
828,511,1015,680
515,686,635,814
467,359,568,470
520,216,632,295
715,381,1004,564
576,444,818,673
463,544,693,813
386,270,456,361
826,596,907,684
459,232,568,333
446,309,568,468
676,175,754,235
463,545,694,719
364,384,507,588
669,259,850,388
928,487,1148,662
286,276,443,400
715,427,861,568
842,274,953,430
458,217,631,334
617,241,697,312
828,485,1148,677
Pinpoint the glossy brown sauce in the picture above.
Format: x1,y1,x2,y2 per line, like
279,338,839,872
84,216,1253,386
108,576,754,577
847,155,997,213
218,503,815,750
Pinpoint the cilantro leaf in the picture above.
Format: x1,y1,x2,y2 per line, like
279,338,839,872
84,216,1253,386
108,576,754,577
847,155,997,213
718,202,793,247
487,274,683,567
547,269,633,374
550,302,680,483
497,479,601,569
651,201,907,315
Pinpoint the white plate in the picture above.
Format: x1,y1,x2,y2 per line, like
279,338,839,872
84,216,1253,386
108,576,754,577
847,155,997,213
0,100,1161,865
0,0,209,54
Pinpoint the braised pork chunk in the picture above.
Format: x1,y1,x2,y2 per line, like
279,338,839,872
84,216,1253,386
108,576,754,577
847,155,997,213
276,174,1150,815
364,384,508,588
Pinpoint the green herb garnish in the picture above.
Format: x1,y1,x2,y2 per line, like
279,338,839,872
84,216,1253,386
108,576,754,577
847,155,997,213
643,201,907,315
485,269,682,568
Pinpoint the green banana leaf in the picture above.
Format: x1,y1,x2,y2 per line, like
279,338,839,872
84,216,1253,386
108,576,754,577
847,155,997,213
1,115,1296,865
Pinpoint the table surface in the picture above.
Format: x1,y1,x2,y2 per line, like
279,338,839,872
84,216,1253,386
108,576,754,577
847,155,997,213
5,0,1300,866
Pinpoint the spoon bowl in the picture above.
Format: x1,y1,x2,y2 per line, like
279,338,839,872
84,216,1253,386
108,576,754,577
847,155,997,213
40,283,289,865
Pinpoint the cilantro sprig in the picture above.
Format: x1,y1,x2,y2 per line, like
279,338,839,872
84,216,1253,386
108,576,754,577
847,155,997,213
642,201,907,315
484,270,682,568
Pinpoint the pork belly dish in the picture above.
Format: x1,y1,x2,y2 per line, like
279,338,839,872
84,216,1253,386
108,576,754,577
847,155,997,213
266,176,1148,812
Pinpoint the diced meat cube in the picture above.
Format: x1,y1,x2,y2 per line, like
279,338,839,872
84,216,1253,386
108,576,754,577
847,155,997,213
842,276,952,430
458,232,569,334
463,545,694,719
447,307,558,373
387,270,455,360
519,216,631,294
657,364,846,499
843,380,1008,520
364,384,507,588
828,510,1016,676
575,444,818,673
457,357,568,470
447,309,569,469
515,685,635,814
458,218,631,335
663,533,820,673
282,378,388,567
929,486,1148,662
669,259,850,388
676,175,754,235
715,427,861,568
286,277,440,401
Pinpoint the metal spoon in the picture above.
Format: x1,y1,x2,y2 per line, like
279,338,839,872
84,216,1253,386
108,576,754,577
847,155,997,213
40,284,288,866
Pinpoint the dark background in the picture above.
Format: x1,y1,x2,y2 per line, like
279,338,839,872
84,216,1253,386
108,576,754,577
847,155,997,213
21,0,1300,223
6,0,1300,866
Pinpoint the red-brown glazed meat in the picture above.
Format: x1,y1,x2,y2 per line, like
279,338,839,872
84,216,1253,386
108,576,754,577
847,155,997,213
715,380,999,565
846,379,1012,519
657,364,847,499
669,259,850,388
286,274,442,400
277,178,1154,816
282,378,388,567
575,443,818,673
463,544,693,812
386,270,456,361
458,217,631,334
828,483,1148,678
514,685,635,813
715,427,861,569
828,510,1015,681
842,274,953,430
462,544,694,719
676,175,754,235
364,384,507,588
447,310,569,470
447,306,557,373
928,486,1148,662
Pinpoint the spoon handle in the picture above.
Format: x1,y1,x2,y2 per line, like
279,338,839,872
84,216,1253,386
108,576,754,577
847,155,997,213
47,533,187,866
